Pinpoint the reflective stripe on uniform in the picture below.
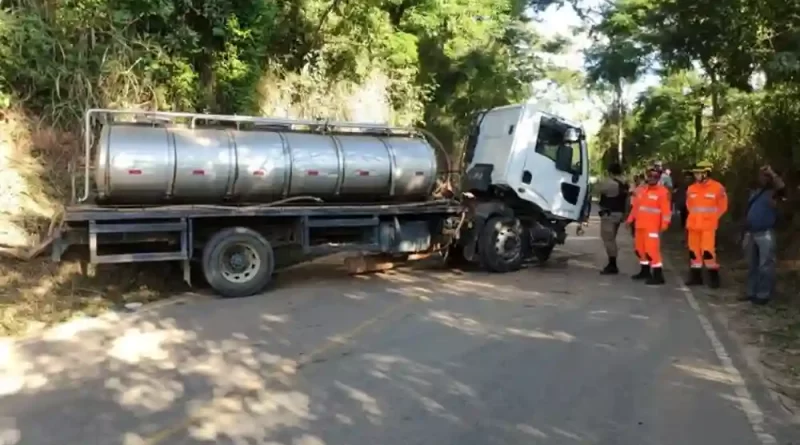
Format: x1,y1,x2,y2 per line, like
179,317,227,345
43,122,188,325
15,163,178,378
689,206,718,213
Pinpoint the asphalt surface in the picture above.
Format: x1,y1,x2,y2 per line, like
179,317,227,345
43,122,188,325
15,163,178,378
0,217,796,445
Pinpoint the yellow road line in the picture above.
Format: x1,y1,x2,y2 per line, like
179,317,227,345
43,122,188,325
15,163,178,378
142,298,415,445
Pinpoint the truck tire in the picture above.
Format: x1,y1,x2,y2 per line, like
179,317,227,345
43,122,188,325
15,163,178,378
532,244,555,263
478,216,524,273
202,227,275,298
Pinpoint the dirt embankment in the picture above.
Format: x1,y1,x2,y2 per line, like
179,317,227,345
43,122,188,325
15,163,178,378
0,110,186,336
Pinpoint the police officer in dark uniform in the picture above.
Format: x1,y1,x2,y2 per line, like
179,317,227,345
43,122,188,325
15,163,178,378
597,163,629,274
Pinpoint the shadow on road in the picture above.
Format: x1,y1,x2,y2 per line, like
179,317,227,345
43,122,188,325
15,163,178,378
0,220,788,445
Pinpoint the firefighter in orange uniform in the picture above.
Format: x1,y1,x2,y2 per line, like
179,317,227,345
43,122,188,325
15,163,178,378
626,168,672,285
628,174,647,238
685,161,728,288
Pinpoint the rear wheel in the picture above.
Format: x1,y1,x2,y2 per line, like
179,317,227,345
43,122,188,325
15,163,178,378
202,227,275,298
478,216,524,273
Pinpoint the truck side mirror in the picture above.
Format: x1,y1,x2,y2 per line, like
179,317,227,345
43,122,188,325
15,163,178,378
563,128,580,143
555,144,573,172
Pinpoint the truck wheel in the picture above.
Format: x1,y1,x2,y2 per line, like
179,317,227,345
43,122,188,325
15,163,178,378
533,244,555,263
202,227,275,298
478,216,524,273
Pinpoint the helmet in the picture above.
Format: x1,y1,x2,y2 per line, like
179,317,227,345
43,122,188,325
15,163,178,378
691,160,713,173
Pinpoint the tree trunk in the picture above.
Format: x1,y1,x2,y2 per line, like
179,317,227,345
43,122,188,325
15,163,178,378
197,51,217,113
694,105,703,141
615,82,624,164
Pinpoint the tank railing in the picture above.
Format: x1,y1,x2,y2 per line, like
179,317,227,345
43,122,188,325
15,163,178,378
187,115,419,136
79,108,423,203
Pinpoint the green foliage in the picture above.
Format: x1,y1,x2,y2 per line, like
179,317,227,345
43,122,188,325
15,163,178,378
585,0,800,231
0,0,568,152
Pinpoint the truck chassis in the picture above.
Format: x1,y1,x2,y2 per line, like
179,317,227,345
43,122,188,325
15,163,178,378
51,197,561,298
53,200,472,297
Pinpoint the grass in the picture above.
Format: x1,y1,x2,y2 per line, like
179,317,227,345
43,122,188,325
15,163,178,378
0,258,186,336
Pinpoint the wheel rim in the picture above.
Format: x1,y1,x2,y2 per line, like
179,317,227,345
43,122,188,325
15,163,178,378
220,243,261,283
494,226,521,261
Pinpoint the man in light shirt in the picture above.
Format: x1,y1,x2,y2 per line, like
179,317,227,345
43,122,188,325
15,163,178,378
655,161,673,191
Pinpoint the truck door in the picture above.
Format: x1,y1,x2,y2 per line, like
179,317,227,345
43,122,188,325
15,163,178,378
519,116,588,221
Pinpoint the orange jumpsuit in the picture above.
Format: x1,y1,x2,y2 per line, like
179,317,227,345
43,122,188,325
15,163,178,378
626,184,671,268
686,179,728,270
628,184,647,236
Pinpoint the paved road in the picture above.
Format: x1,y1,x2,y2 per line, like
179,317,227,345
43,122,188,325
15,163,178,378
0,218,796,445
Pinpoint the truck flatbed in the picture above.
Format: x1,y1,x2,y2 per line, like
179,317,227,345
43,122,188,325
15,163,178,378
63,199,462,222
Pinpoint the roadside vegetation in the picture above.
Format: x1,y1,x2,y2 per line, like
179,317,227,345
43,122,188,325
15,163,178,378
583,0,800,407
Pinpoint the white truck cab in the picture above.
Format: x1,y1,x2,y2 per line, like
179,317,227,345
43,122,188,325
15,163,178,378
463,103,589,221
456,103,590,270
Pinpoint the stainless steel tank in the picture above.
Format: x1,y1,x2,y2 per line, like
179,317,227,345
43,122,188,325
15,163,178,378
93,123,439,204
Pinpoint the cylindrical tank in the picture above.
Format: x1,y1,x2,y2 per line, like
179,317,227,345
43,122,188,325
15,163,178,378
93,123,439,204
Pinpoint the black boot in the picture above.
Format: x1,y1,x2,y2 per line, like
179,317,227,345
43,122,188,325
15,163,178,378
708,269,721,289
600,257,619,275
686,268,703,286
632,264,650,280
646,267,665,285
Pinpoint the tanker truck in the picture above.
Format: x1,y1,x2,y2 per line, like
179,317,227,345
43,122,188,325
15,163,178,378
50,103,589,298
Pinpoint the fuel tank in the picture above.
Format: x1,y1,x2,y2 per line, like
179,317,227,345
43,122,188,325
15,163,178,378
93,123,438,204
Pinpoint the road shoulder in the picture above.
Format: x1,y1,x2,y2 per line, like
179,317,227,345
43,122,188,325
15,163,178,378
662,229,800,426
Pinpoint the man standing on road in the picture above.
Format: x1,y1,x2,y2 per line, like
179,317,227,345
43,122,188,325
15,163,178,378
626,167,671,285
597,163,629,275
740,165,785,305
686,160,728,289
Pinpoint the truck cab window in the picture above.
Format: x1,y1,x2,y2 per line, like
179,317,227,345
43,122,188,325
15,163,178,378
535,118,582,174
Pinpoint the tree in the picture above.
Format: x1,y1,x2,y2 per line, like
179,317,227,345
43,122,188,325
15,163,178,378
585,38,647,165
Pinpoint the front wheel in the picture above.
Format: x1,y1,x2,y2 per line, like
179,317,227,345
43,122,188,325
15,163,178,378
202,227,275,298
478,216,524,273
